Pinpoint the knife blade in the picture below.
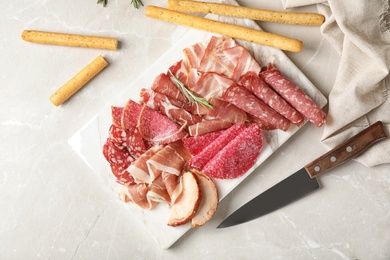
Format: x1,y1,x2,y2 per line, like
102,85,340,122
217,121,387,228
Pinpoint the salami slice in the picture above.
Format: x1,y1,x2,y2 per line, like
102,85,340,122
103,139,134,166
183,130,225,156
239,72,305,127
260,63,326,127
108,124,127,149
121,99,143,130
138,104,186,145
189,123,246,170
188,119,233,136
111,164,135,185
202,123,263,179
222,84,291,131
125,127,147,159
111,106,123,127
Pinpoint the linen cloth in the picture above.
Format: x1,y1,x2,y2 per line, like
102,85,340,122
282,0,390,167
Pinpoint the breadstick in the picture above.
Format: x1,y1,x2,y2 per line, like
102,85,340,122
21,30,118,50
168,0,324,26
145,6,302,52
50,55,108,106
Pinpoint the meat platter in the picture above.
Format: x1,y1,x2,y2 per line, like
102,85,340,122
68,14,327,248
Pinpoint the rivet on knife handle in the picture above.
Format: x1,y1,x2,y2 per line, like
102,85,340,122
305,121,387,178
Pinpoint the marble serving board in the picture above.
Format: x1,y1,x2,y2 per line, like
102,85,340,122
68,14,327,248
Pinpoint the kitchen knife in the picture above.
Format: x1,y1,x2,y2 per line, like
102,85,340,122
217,121,387,228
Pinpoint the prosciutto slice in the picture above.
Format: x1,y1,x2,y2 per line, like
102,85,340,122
207,97,247,124
188,119,233,136
191,72,235,100
260,63,326,127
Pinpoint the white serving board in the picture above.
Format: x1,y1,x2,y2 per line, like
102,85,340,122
68,13,327,249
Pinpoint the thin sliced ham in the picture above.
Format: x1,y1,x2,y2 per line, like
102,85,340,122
191,72,235,100
121,183,157,209
188,119,233,136
127,146,162,184
207,97,247,124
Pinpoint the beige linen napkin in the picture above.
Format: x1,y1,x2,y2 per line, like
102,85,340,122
282,0,390,167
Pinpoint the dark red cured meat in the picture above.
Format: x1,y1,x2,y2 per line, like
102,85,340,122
111,164,135,185
239,72,305,127
202,123,263,179
183,130,225,156
111,106,123,127
189,123,246,170
121,99,142,130
126,127,147,159
222,84,291,131
207,98,247,124
108,124,127,149
103,139,134,166
260,63,326,127
138,104,186,145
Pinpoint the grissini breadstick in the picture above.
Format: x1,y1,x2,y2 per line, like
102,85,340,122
168,0,324,26
21,30,118,50
145,6,302,52
50,55,108,106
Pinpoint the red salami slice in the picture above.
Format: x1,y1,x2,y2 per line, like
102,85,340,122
111,106,123,127
103,139,134,166
222,84,291,131
126,127,147,159
183,130,225,156
239,72,305,127
189,123,246,170
202,123,263,179
138,104,186,145
260,63,326,127
111,164,135,185
108,124,127,149
121,99,142,130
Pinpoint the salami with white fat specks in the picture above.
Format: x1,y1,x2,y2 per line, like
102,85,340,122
222,84,291,131
202,123,263,179
239,72,305,127
260,63,326,127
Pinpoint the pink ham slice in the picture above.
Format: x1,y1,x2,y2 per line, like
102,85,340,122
168,60,189,86
183,40,207,69
222,84,291,131
147,141,191,177
202,123,263,179
140,88,202,126
183,130,225,156
189,123,246,170
188,119,233,136
239,72,305,127
127,146,162,184
123,183,157,209
207,97,247,124
151,73,187,103
191,72,235,100
260,63,326,127
147,175,171,204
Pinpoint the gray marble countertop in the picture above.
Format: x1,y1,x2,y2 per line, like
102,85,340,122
1,0,389,259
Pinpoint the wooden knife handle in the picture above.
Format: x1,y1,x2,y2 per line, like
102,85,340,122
305,121,387,178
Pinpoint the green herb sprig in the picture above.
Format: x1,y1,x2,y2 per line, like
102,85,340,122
169,70,214,109
97,0,144,9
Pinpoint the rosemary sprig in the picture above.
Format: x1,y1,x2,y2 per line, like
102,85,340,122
97,0,144,9
169,70,214,109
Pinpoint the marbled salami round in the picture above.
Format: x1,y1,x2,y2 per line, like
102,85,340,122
202,123,263,179
103,139,134,166
126,127,148,159
108,124,127,149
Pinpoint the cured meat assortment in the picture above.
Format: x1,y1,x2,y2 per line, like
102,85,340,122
102,36,326,227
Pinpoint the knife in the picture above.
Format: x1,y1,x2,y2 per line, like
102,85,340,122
217,121,387,228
